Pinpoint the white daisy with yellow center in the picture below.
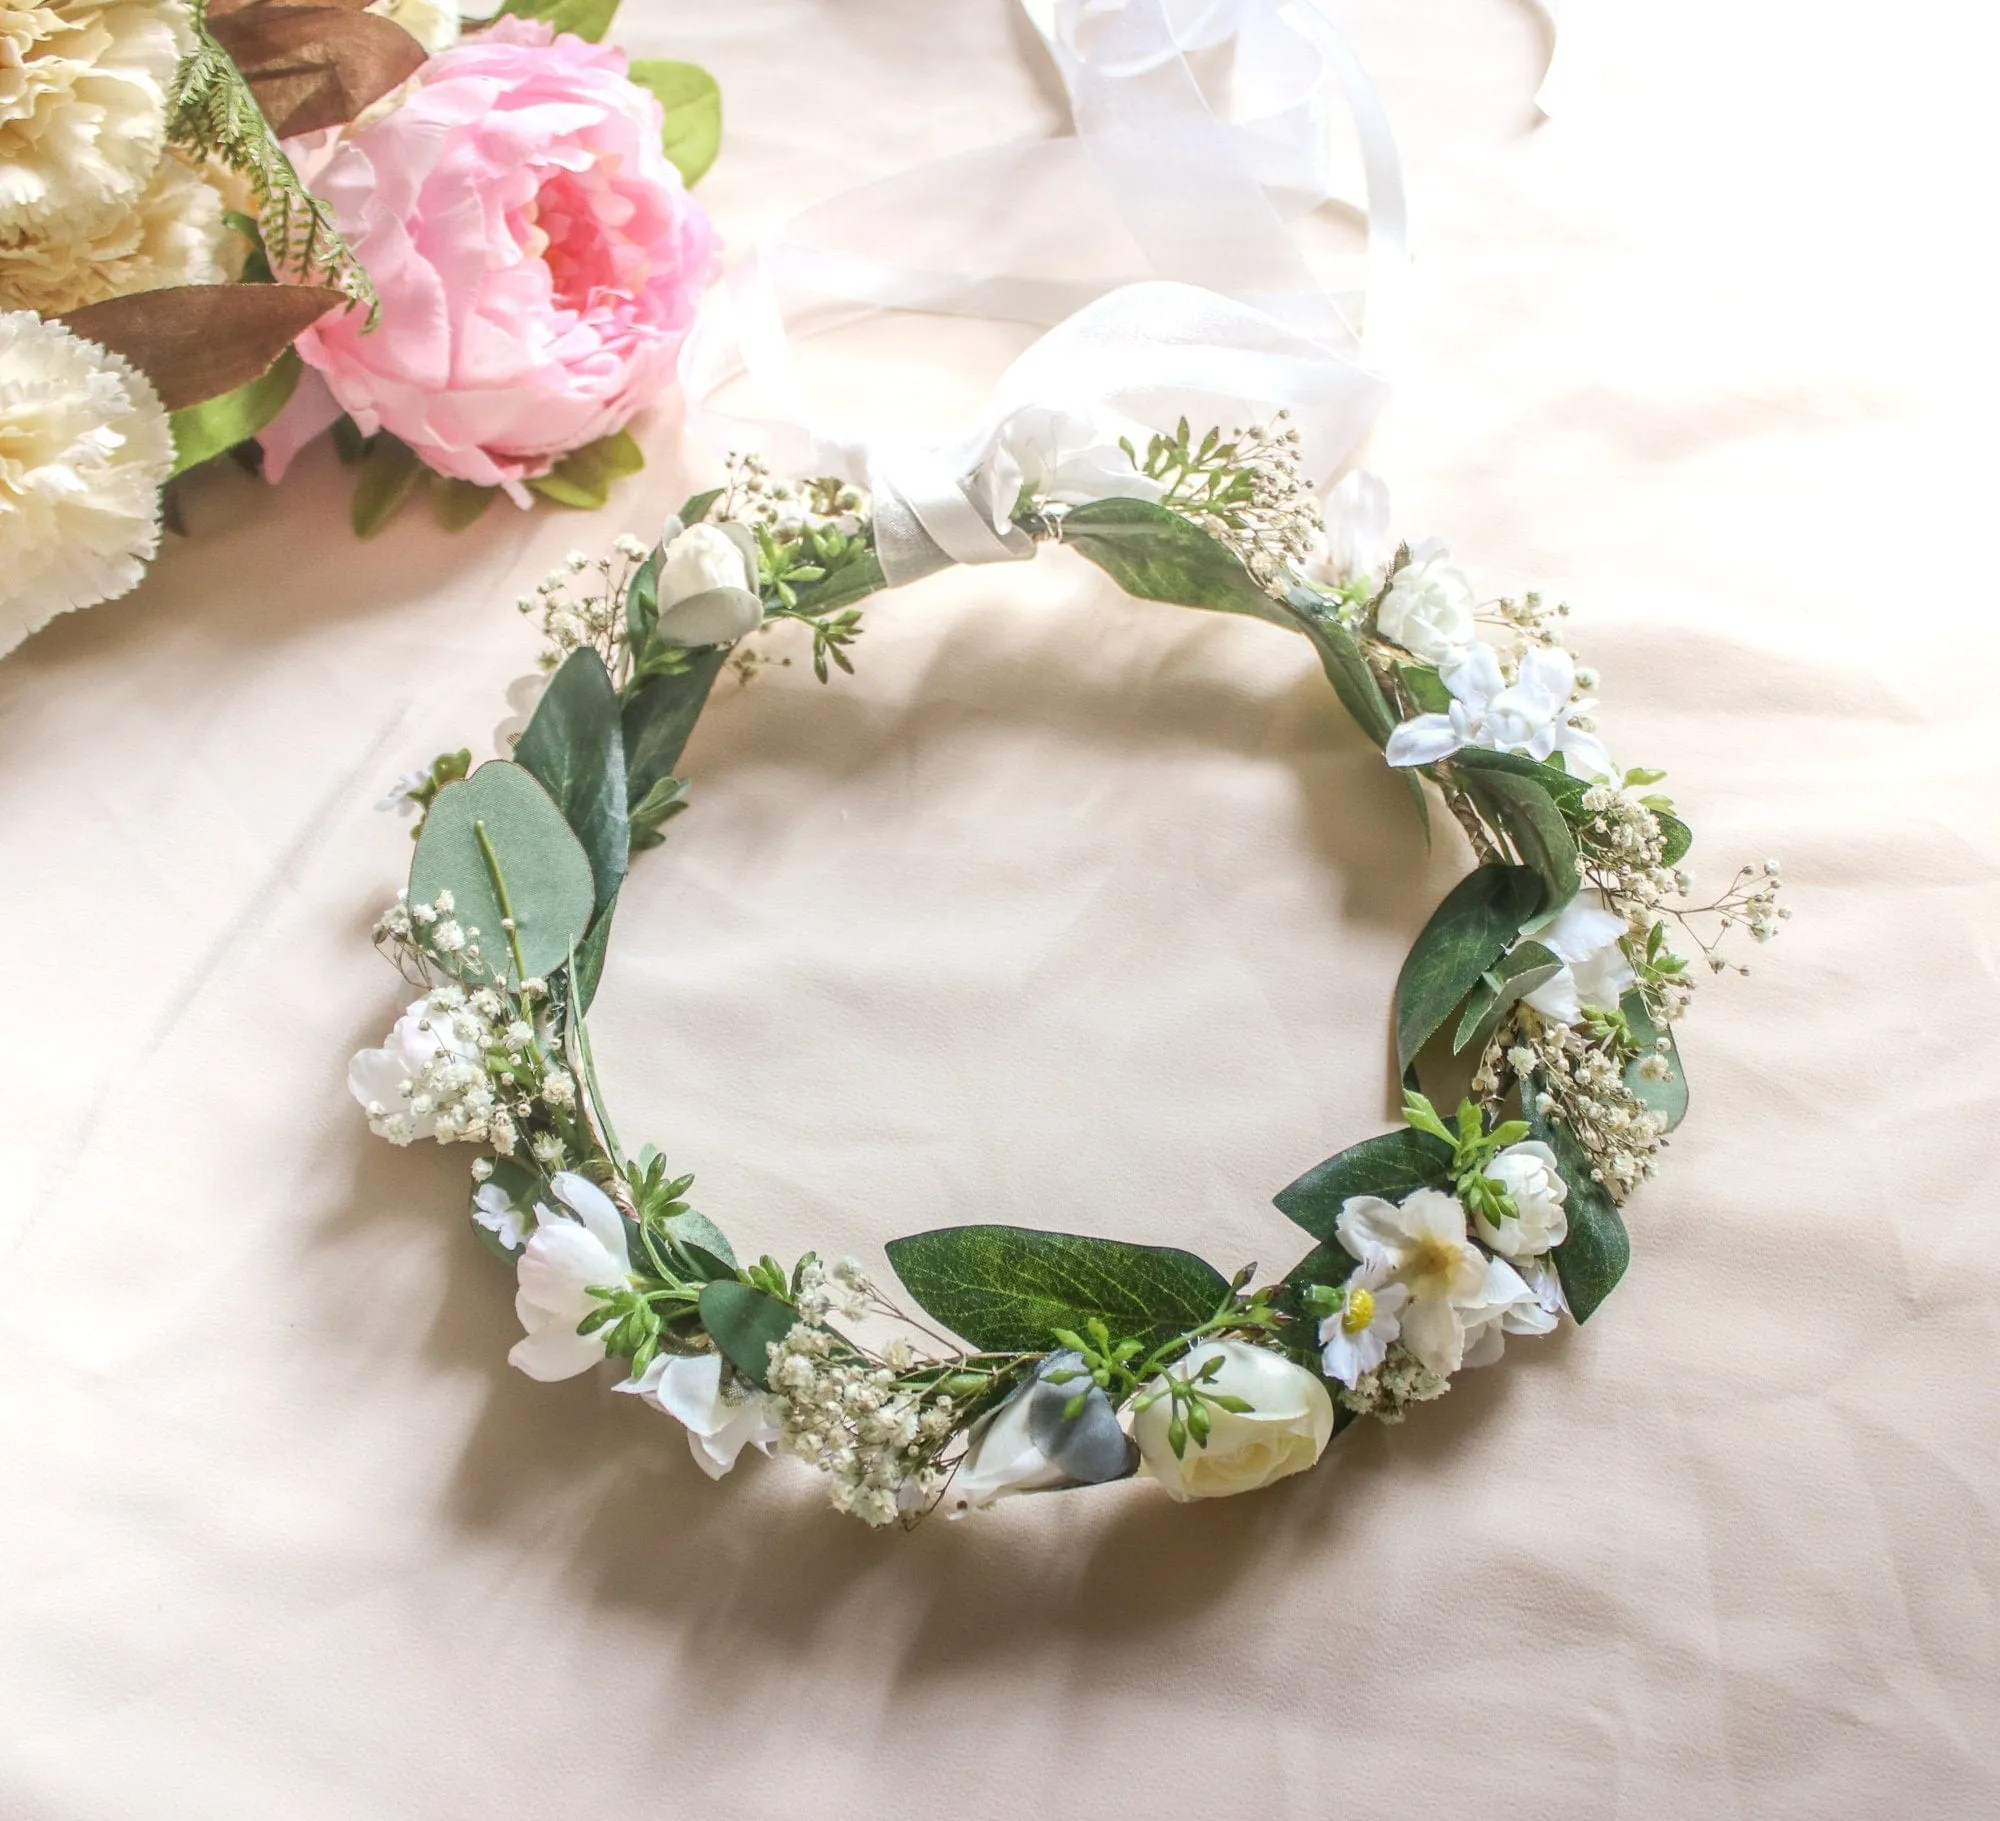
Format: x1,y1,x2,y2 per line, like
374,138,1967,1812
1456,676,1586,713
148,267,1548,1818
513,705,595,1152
1335,1186,1490,1378
1318,1265,1408,1388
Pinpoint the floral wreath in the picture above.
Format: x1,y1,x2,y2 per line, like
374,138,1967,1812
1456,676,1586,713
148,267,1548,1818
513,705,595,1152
351,415,1785,1526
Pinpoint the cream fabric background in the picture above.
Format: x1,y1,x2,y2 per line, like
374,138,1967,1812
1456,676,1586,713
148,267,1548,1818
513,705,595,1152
4,2,1998,1816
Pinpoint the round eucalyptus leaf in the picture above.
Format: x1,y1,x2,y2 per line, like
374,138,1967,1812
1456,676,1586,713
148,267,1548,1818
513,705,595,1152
408,761,596,986
1027,1352,1139,1485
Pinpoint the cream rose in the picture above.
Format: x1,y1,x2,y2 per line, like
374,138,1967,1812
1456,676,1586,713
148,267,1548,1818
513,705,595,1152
654,520,762,646
1473,1139,1570,1257
1131,1340,1334,1501
1374,535,1476,663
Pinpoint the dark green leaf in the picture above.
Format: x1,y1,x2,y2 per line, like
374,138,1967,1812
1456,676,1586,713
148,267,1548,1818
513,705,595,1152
622,649,725,806
1458,765,1581,922
1286,604,1398,748
1448,745,1587,808
1395,865,1546,1071
664,1210,737,1277
1273,1129,1455,1241
789,550,886,616
1059,498,1292,629
497,0,617,41
1621,989,1689,1130
676,487,723,524
1398,662,1451,714
351,432,425,537
698,1281,798,1389
627,774,689,855
525,429,644,508
167,346,300,475
408,762,596,985
885,1225,1231,1353
1452,939,1562,1054
625,545,661,654
628,58,721,185
515,648,628,916
1657,812,1692,866
1529,1091,1629,1322
570,891,614,1012
433,478,497,531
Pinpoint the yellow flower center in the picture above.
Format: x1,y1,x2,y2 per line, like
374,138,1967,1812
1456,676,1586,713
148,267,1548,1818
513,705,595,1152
1407,1233,1465,1290
1341,1286,1376,1334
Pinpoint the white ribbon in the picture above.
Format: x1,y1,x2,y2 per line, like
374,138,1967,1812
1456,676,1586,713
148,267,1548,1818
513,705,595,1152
677,0,1410,586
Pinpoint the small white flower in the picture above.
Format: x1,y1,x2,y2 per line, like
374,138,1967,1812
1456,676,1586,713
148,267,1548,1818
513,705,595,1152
473,1181,529,1251
1458,1254,1559,1369
653,521,760,645
1384,643,1614,781
616,1351,779,1478
1336,1187,1489,1379
1374,535,1476,663
1522,891,1637,1025
1474,1139,1570,1257
1,310,173,656
508,1174,631,1382
347,994,485,1141
1293,469,1390,593
377,769,428,815
1317,1264,1409,1388
1130,1340,1334,1502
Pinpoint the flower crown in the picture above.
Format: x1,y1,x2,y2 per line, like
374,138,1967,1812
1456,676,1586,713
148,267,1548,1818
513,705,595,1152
352,413,1784,1526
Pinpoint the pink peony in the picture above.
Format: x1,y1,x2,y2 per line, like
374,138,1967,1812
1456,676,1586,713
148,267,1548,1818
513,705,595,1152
285,19,720,496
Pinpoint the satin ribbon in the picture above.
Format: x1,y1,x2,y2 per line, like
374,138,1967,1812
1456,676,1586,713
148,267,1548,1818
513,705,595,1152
677,0,1410,586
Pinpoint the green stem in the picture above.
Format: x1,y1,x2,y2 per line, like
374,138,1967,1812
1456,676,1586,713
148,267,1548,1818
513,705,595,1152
473,819,529,982
567,987,624,1174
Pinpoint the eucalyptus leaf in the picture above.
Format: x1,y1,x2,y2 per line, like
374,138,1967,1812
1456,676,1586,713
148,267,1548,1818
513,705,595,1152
1059,498,1293,629
1286,602,1398,748
698,1281,798,1389
885,1225,1231,1354
625,544,662,653
351,432,424,537
1273,1129,1455,1242
622,650,725,807
571,891,615,1012
664,1210,737,1277
1621,989,1689,1129
1458,766,1581,923
514,648,629,916
627,58,721,185
1395,865,1546,1072
408,762,596,985
497,0,616,42
167,346,300,475
1530,1092,1629,1322
1452,939,1562,1055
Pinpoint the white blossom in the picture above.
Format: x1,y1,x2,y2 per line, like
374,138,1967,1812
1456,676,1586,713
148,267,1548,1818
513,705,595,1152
970,404,1167,529
949,1350,1135,1511
1384,642,1614,780
1317,1264,1408,1388
1,309,172,656
655,521,761,645
347,989,492,1144
1293,468,1390,593
472,1180,529,1251
1458,1255,1558,1369
508,1174,632,1382
1335,1186,1489,1379
1473,1139,1570,1257
1523,892,1637,1026
1374,535,1476,662
1131,1340,1333,1501
616,1351,779,1478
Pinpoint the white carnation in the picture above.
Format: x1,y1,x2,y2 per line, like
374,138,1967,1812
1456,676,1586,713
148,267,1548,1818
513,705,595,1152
0,0,193,241
0,150,227,314
0,309,171,657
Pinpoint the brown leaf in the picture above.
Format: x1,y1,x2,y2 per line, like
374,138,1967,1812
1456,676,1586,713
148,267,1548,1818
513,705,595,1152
210,7,427,138
207,0,371,14
57,284,347,411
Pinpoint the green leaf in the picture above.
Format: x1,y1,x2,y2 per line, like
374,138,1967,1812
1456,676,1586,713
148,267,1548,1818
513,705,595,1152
570,891,614,1012
628,58,721,186
1621,989,1689,1130
789,549,886,616
1657,812,1693,867
624,544,661,654
1397,662,1452,714
408,761,596,986
1059,498,1293,629
514,648,629,917
1447,745,1587,808
1454,756,1581,923
885,1225,1231,1354
676,486,723,524
698,1281,798,1390
627,774,689,855
497,0,617,42
167,346,300,476
351,432,424,537
1273,1129,1455,1241
1452,939,1562,1055
1529,1091,1629,1322
525,429,644,509
664,1210,737,1278
433,478,497,531
1289,603,1399,747
468,1156,542,1262
1395,865,1546,1072
622,649,725,806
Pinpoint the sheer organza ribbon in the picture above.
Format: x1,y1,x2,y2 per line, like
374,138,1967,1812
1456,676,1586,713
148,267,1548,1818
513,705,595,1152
676,0,1411,585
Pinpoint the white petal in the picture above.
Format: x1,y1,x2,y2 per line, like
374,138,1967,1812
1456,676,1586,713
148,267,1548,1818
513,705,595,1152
516,1221,623,1318
1514,644,1576,707
1398,1295,1466,1378
550,1173,630,1273
1442,641,1505,708
1523,962,1583,1024
1536,896,1626,967
507,1320,608,1382
1556,724,1617,782
654,1352,730,1437
1335,1195,1409,1267
1384,715,1463,768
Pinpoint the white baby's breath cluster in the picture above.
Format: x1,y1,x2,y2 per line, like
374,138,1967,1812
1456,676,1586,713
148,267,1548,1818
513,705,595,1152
1338,1342,1448,1423
515,541,646,677
713,451,868,540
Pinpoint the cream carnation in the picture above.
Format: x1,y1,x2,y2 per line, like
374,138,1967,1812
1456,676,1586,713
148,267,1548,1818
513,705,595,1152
0,308,170,655
0,149,227,313
0,0,192,241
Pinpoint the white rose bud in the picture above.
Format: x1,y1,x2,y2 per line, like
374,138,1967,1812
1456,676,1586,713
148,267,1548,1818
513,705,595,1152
654,522,762,646
1375,536,1477,664
1131,1340,1334,1502
1473,1140,1570,1258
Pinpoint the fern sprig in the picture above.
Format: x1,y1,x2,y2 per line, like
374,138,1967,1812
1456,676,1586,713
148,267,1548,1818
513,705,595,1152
166,4,379,323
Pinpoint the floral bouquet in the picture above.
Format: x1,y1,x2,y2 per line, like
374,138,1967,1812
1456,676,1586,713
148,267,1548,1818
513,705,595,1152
0,0,723,658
